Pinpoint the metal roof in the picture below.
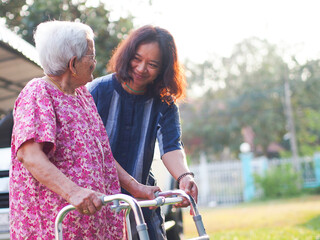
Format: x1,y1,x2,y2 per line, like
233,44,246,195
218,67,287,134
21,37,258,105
0,24,43,115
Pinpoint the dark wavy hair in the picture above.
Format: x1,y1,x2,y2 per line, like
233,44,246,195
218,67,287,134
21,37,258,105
107,25,186,103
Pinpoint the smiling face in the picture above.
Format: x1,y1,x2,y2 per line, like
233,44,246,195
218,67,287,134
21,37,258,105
128,41,162,91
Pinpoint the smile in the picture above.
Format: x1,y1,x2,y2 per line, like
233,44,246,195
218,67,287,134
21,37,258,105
133,72,145,80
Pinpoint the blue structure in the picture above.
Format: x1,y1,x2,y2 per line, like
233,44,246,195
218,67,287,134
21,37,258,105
312,153,320,187
240,152,255,201
241,152,320,201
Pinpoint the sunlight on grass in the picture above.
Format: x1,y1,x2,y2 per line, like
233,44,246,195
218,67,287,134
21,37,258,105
212,227,320,240
183,195,320,239
301,215,320,231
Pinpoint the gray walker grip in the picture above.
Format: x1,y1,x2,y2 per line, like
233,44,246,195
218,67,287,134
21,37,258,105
136,223,149,240
155,190,210,240
193,215,207,237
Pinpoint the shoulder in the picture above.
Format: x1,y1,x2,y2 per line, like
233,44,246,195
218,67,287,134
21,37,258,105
23,77,46,92
158,98,179,113
13,77,55,121
77,85,91,98
16,77,48,102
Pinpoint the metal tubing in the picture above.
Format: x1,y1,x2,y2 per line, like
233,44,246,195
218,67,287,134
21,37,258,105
156,189,199,215
54,194,149,240
193,215,207,237
125,210,133,240
101,194,146,228
188,236,210,240
119,189,209,239
110,196,183,211
54,205,75,240
155,190,208,238
119,195,183,240
54,190,209,240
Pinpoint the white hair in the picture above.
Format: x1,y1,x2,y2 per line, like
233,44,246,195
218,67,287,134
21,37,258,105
34,20,94,76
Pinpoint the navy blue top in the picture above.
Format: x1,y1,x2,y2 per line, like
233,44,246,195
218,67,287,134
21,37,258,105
88,73,183,185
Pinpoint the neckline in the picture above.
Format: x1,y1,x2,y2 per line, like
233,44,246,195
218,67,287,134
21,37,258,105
112,74,151,101
122,82,146,94
44,76,77,96
43,77,78,97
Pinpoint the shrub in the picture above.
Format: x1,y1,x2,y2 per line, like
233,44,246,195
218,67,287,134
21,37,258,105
254,163,303,199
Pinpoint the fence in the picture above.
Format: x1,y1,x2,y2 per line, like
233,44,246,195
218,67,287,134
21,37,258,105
190,153,320,207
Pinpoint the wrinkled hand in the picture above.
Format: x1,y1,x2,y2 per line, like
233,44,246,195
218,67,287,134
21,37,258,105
176,175,198,213
68,187,103,215
132,183,161,209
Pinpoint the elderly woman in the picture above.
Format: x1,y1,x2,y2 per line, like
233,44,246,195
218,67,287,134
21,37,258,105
10,21,159,239
88,25,198,240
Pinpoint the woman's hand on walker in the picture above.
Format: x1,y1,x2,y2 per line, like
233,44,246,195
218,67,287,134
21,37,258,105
68,187,103,215
176,175,198,213
132,183,161,209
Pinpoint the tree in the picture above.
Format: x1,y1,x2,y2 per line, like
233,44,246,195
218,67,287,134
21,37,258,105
1,0,134,76
182,37,320,161
181,38,290,160
0,0,27,26
290,59,320,156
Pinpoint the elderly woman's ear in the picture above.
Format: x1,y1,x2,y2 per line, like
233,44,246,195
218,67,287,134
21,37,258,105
68,56,77,75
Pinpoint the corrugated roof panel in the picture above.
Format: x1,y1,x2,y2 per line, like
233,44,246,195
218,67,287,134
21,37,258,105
0,24,43,113
0,23,41,66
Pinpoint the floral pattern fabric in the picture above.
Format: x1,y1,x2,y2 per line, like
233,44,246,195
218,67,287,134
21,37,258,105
10,78,125,239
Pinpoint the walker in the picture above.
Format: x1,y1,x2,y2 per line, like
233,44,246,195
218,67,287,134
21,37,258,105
55,190,209,240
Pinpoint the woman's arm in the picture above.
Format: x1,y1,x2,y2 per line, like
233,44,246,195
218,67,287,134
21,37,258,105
162,149,198,207
114,161,160,200
17,139,103,215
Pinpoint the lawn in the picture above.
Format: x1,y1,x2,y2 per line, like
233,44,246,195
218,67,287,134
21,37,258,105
183,195,320,240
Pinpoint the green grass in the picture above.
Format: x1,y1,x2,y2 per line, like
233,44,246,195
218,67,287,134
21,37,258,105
182,195,320,240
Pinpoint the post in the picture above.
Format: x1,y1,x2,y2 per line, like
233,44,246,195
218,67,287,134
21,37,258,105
283,67,300,171
199,152,209,206
240,151,255,201
314,153,320,186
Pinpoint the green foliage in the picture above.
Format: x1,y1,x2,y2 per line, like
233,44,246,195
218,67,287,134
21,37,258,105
1,0,134,77
181,37,320,160
0,0,26,26
301,215,320,231
295,107,320,156
303,186,320,196
279,150,292,159
4,1,320,159
181,38,287,159
254,163,302,199
288,59,320,156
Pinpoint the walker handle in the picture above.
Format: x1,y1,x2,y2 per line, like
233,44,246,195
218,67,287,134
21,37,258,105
54,193,150,240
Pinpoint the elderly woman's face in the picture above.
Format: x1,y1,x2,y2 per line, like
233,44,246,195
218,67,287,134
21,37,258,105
75,39,96,85
129,41,162,89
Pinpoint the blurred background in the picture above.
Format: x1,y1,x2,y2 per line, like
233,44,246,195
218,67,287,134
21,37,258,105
2,0,320,239
2,0,320,159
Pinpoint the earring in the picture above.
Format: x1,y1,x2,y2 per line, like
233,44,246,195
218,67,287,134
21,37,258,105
72,72,77,77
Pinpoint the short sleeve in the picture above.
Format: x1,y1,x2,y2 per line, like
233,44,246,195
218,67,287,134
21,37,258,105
157,103,183,156
11,79,56,158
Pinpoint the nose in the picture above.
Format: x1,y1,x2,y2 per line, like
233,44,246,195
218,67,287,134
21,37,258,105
136,62,147,73
91,59,97,71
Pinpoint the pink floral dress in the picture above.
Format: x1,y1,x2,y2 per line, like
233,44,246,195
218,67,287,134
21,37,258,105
10,78,125,239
